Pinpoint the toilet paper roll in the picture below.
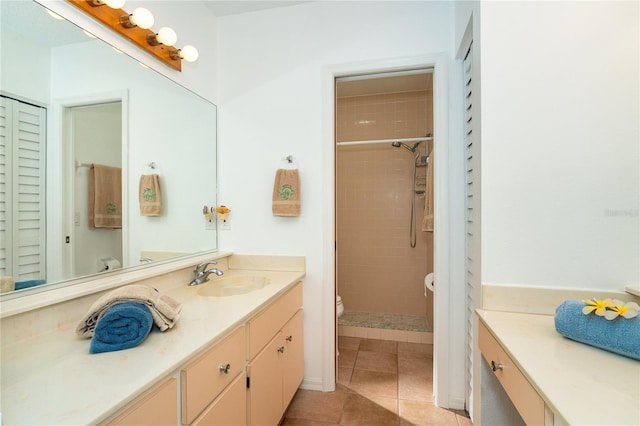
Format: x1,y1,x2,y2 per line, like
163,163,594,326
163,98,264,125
424,272,434,296
99,257,122,272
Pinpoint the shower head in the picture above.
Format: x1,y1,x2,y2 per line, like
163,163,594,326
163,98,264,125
391,141,422,152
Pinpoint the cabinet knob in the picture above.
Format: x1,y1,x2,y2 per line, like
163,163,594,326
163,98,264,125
219,363,231,374
285,335,293,342
490,360,503,372
277,346,285,353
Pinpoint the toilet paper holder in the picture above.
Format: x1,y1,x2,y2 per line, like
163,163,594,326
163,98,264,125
99,257,122,272
424,272,435,296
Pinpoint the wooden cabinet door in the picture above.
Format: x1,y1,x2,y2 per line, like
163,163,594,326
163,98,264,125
181,326,246,425
281,309,304,410
107,378,177,426
247,332,284,426
192,373,247,426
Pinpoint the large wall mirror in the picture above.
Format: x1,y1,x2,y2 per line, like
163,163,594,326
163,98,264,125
0,0,218,297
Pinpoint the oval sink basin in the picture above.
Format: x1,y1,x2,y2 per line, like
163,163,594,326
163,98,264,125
197,275,271,297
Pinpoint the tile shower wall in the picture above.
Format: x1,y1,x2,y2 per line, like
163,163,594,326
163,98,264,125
336,90,433,320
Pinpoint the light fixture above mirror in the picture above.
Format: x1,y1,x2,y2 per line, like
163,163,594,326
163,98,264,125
67,0,199,71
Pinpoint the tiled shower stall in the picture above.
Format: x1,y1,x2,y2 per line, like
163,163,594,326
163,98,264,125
336,73,434,343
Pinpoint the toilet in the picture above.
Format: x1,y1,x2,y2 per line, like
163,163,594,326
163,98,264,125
336,295,344,318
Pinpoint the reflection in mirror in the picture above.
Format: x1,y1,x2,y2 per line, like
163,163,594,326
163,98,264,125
0,0,217,296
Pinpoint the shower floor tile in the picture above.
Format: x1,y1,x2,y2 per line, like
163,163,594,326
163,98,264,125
338,311,431,332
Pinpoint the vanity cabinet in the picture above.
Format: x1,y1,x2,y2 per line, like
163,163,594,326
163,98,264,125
103,282,303,426
181,326,247,425
106,378,178,426
247,283,304,426
478,321,547,425
191,372,247,426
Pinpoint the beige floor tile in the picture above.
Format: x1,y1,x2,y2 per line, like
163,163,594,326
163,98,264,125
349,369,398,399
456,412,473,426
397,342,433,355
338,367,353,386
281,418,338,426
398,400,458,426
398,352,432,377
338,349,358,369
398,374,433,402
340,392,400,426
339,336,361,351
359,338,398,354
284,388,348,424
355,350,398,373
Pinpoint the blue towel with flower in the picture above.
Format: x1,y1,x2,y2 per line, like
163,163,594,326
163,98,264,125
89,302,153,354
555,299,640,361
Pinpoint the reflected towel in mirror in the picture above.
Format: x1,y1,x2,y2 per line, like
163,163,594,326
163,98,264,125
89,164,122,228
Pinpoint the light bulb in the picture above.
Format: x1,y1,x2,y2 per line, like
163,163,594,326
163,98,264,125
131,7,154,29
104,0,125,8
156,27,177,46
180,45,199,62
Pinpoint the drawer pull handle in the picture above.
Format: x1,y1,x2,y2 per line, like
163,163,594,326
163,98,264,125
285,335,293,342
219,363,231,374
491,360,503,372
277,346,285,353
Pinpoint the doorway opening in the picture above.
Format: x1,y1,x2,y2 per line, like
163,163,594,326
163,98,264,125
67,101,123,278
334,69,435,350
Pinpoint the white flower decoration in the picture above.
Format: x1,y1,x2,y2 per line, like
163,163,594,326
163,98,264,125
604,299,640,321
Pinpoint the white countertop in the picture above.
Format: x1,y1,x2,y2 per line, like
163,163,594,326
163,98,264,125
1,269,304,425
477,309,640,426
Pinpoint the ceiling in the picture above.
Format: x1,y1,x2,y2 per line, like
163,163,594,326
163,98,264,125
1,1,89,47
202,1,311,17
0,1,312,48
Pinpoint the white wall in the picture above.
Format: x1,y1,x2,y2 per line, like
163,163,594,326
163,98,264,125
480,1,639,290
216,0,458,395
0,27,50,104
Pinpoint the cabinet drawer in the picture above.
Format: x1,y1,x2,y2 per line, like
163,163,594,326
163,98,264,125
479,321,544,425
107,378,177,426
192,372,247,426
248,282,302,359
181,326,246,425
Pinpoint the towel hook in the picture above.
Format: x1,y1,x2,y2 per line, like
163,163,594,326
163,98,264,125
285,155,293,164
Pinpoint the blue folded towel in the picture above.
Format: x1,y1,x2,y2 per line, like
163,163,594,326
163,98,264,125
14,279,46,290
89,302,153,354
555,300,640,361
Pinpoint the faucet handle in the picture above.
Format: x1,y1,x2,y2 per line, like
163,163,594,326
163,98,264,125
195,260,218,273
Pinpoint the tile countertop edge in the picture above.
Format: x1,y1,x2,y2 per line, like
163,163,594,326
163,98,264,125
476,309,640,426
1,269,305,425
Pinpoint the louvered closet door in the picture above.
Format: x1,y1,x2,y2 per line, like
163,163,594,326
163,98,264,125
0,97,11,276
463,41,481,416
0,97,46,281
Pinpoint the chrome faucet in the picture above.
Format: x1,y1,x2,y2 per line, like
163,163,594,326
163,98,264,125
189,261,224,286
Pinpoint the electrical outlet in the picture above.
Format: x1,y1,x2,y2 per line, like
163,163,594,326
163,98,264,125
218,218,231,231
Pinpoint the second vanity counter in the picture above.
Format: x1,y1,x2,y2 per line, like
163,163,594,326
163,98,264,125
477,309,640,425
1,255,305,425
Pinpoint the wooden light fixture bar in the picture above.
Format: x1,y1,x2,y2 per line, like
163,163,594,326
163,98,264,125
67,0,182,71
